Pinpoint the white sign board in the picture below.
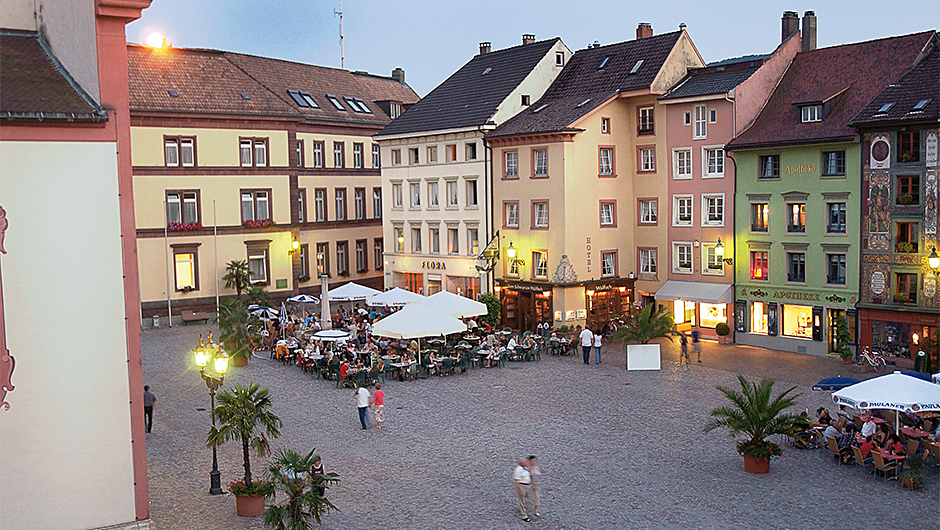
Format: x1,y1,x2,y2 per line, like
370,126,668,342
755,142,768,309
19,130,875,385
627,344,661,371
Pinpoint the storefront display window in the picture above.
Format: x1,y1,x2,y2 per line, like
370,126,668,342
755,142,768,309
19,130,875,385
673,300,695,325
699,303,726,329
394,272,423,294
751,301,768,334
782,304,813,339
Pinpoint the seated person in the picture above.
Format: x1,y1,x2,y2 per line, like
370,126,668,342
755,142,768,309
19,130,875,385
370,357,384,378
860,413,877,438
814,407,832,428
884,433,904,455
932,421,940,441
858,435,877,464
521,334,536,349
339,360,349,382
874,424,889,446
837,405,855,431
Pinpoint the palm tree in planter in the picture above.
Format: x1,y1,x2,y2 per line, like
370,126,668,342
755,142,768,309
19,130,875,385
208,383,283,516
217,297,261,367
704,375,801,473
612,304,676,369
263,448,339,529
223,259,252,298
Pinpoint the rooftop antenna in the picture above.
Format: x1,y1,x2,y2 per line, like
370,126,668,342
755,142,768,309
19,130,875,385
334,0,344,69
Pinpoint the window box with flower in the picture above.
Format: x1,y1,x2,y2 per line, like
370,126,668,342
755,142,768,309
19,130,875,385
168,221,202,232
243,219,274,229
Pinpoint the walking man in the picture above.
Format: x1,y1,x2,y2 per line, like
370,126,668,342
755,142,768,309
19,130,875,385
579,325,593,365
691,329,701,362
143,385,156,433
355,383,370,430
370,382,385,429
528,455,541,517
679,332,690,364
513,458,533,522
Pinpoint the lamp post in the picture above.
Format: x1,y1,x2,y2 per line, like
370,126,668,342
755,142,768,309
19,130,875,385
715,237,734,265
928,246,940,272
193,334,229,495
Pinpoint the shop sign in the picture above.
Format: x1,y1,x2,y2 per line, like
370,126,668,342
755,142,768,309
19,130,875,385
576,309,587,319
421,261,446,270
504,283,547,293
591,284,614,291
554,310,562,322
565,310,576,321
772,290,820,301
785,163,816,175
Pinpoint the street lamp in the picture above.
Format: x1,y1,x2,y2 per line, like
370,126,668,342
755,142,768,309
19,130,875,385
288,235,300,255
193,333,229,495
928,246,940,272
715,237,734,265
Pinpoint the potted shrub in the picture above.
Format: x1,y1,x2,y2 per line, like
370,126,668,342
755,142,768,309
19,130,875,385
898,194,914,205
704,375,801,474
613,304,676,370
715,322,730,344
833,316,852,363
895,241,914,253
901,454,925,490
262,448,339,529
894,292,910,304
477,292,501,327
208,383,283,517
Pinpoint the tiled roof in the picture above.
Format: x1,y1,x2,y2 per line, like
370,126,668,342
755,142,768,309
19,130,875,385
850,39,939,126
660,60,762,100
488,32,682,139
0,30,104,121
127,45,417,124
728,31,935,150
375,39,561,137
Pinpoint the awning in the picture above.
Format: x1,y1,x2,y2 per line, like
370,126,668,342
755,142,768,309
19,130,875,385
654,281,733,304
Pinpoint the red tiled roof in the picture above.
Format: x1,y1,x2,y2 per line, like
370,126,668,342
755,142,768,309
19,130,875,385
850,36,940,126
728,32,934,150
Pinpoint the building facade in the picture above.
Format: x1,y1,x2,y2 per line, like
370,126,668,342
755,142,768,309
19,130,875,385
128,46,417,320
375,36,571,299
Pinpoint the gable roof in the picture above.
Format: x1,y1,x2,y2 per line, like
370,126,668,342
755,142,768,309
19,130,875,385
488,31,683,139
0,30,105,121
375,38,562,137
728,31,934,150
850,38,939,127
127,44,417,125
660,59,763,100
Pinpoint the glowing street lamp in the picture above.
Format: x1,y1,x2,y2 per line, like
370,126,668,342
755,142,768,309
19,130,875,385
928,246,940,272
506,242,516,259
192,334,229,495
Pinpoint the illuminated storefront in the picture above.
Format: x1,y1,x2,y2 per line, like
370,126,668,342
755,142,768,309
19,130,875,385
735,290,856,357
497,281,554,332
655,280,732,339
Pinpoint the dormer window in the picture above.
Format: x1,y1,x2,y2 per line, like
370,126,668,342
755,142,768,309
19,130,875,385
521,95,530,106
801,105,822,123
629,59,644,74
877,102,895,113
326,94,345,110
555,52,565,66
598,55,610,69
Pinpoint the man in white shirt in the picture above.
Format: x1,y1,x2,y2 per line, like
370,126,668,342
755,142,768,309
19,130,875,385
860,413,877,438
356,384,371,430
512,458,533,522
579,325,594,365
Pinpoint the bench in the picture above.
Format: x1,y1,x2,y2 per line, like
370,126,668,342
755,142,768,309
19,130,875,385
181,311,209,325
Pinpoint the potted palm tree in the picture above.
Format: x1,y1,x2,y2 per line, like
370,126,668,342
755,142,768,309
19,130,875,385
613,304,676,370
263,448,339,529
208,383,283,516
223,259,252,298
217,297,261,367
704,375,801,473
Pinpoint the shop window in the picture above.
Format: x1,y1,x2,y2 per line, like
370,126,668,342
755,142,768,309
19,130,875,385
673,300,695,325
751,301,769,334
782,304,813,338
699,303,726,329
750,251,768,280
895,222,918,253
897,175,920,205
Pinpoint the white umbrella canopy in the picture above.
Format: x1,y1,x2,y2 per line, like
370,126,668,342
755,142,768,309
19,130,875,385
327,282,381,301
833,371,940,436
419,290,487,318
312,329,351,342
367,287,426,307
371,303,467,340
286,294,320,304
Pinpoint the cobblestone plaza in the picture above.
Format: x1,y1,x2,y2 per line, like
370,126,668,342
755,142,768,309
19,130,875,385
143,325,938,529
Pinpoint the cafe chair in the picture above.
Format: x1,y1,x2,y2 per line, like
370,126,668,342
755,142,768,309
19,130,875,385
825,437,842,464
871,451,898,481
905,439,920,456
851,446,873,474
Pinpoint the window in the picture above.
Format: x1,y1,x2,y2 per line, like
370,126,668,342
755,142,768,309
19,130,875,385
703,148,724,177
392,182,403,208
598,55,610,69
673,149,692,179
429,227,440,254
532,201,549,228
751,203,769,232
372,144,380,168
372,188,382,219
390,102,402,119
822,150,845,176
521,95,530,106
240,140,252,166
165,137,195,167
826,203,846,233
391,149,402,166
750,251,769,280
354,188,365,220
344,96,363,112
827,254,846,285
336,241,348,275
298,244,310,279
409,147,419,165
167,190,199,226
532,148,548,177
240,138,268,167
287,89,318,108
247,243,269,284
639,147,655,172
693,105,706,139
466,179,478,207
326,94,345,110
446,180,458,208
708,109,717,123
504,202,519,228
334,188,347,221
507,253,520,277
504,150,518,179
801,105,822,122
240,190,270,223
316,243,329,275
393,226,404,252
702,195,723,226
355,240,367,272
674,195,692,226
410,182,421,208
467,227,479,256
759,155,779,179
638,107,654,134
640,249,657,275
313,141,324,168
532,251,548,279
465,142,477,160
427,145,438,163
788,252,806,282
601,250,617,277
314,188,326,221
599,201,616,227
428,181,439,208
445,144,457,162
353,143,363,168
674,243,692,273
897,175,920,204
896,222,918,252
374,238,384,270
639,199,657,224
333,142,345,168
703,244,723,275
556,51,565,66
297,188,306,223
913,99,931,110
787,203,806,232
411,227,422,253
895,273,917,304
781,304,813,338
295,140,304,168
601,117,610,134
683,111,691,125
173,246,198,290
598,147,614,176
254,139,267,167
447,227,459,254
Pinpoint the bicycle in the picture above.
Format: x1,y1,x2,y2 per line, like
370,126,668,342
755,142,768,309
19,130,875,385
855,346,887,374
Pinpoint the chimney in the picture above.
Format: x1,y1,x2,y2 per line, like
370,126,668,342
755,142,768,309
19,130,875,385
636,22,653,39
522,34,535,45
801,11,817,51
679,23,687,31
592,40,600,48
479,41,491,55
781,11,799,43
391,68,405,85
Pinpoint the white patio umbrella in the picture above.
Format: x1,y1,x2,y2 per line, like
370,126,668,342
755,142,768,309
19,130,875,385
327,282,381,301
419,290,487,318
312,329,351,342
247,305,277,319
367,287,426,307
286,294,320,304
832,371,940,435
371,303,467,340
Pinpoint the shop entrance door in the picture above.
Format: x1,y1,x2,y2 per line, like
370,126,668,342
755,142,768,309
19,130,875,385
828,309,845,354
517,292,533,332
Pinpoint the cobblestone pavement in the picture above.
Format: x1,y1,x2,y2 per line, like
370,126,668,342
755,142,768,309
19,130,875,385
142,325,938,530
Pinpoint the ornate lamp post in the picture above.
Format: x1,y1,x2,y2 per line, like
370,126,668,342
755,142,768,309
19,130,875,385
193,334,229,495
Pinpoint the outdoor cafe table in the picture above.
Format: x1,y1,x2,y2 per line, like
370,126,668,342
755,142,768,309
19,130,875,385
900,427,930,439
878,449,905,472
